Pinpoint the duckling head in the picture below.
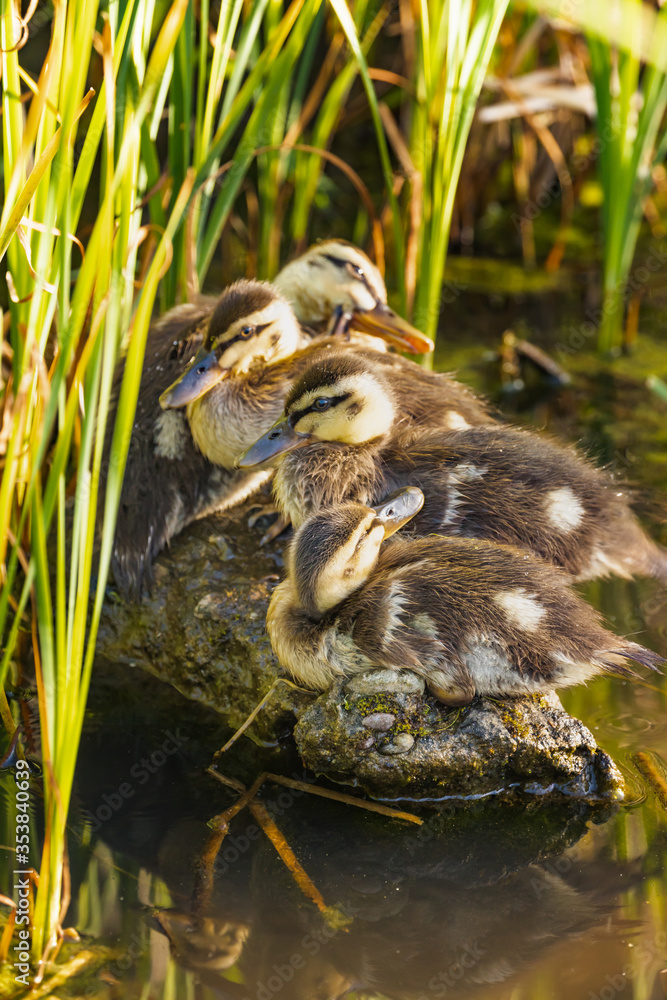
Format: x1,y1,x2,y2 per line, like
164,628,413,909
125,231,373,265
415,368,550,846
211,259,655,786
237,354,396,467
159,280,303,410
290,488,424,619
275,240,433,353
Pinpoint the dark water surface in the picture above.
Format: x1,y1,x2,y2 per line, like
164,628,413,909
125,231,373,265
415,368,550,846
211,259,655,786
2,276,667,999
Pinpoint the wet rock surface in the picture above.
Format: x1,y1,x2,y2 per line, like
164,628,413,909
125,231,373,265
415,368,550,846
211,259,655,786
295,674,624,802
97,500,625,802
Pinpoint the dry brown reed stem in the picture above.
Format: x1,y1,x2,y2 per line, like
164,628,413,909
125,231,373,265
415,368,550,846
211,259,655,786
207,769,423,826
368,68,415,96
624,292,641,350
193,770,325,918
0,893,17,962
256,772,423,826
212,678,310,758
246,799,330,915
512,125,537,268
198,768,422,920
499,77,574,273
283,34,345,150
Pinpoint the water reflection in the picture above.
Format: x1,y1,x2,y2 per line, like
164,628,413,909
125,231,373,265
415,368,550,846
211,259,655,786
156,800,625,1000
61,670,662,1000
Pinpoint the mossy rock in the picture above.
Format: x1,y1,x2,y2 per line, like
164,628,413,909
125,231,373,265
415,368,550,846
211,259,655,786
294,674,625,803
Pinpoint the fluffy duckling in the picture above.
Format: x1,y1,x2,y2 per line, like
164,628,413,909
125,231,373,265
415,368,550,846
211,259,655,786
239,352,667,584
105,235,497,597
277,239,418,344
103,282,300,597
268,488,662,704
105,269,434,598
275,239,494,430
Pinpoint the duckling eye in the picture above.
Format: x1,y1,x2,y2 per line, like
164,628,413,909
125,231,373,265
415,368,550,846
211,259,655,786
240,326,254,339
313,398,331,411
347,262,364,279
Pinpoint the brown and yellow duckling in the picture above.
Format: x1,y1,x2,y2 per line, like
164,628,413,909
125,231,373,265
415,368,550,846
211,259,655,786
267,488,662,704
277,239,494,429
239,352,667,584
164,240,491,431
105,248,436,598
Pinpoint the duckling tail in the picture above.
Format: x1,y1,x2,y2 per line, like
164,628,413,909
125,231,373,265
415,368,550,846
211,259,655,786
585,520,667,585
601,642,664,677
623,642,665,673
623,528,667,585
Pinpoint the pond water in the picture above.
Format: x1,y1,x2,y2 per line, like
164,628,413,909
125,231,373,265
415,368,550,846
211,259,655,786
2,271,667,1000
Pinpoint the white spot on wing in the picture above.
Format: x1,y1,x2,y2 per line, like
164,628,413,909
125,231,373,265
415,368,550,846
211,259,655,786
494,588,546,632
154,410,190,459
441,463,487,529
382,583,408,641
549,652,600,686
462,632,547,695
443,411,470,430
411,612,438,638
579,547,634,582
545,487,584,533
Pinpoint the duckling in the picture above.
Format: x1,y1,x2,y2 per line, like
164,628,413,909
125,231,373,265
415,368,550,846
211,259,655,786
267,488,662,704
275,239,494,430
106,231,501,597
102,283,295,598
238,352,667,585
276,239,420,344
105,267,434,598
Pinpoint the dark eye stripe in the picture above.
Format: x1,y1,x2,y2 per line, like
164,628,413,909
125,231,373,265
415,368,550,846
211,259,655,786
323,253,347,269
289,392,351,424
323,252,376,297
213,322,270,352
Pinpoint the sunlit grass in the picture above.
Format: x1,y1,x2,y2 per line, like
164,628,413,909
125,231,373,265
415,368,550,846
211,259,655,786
524,0,667,354
587,5,667,353
0,0,333,975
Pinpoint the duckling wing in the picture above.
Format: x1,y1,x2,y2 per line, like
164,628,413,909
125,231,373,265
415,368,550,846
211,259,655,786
348,575,476,704
381,425,666,583
368,536,664,696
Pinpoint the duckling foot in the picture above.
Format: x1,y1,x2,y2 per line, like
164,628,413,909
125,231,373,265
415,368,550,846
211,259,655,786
260,513,291,546
326,305,353,338
246,505,292,544
427,682,474,707
247,503,280,529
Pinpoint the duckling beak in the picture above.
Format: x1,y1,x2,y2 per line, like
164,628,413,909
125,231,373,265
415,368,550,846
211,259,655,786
350,304,434,354
159,347,230,409
235,416,312,469
371,487,424,538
